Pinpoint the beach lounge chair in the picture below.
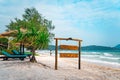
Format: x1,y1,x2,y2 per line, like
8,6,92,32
12,50,32,58
1,51,26,60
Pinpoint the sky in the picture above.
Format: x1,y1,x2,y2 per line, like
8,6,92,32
0,0,120,47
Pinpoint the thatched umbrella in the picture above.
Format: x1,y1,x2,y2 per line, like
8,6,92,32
0,28,27,54
0,35,6,38
0,30,18,50
0,28,26,37
0,31,17,37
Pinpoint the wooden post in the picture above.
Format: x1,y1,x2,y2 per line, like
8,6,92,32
22,44,24,54
20,42,22,55
55,39,58,70
78,41,81,69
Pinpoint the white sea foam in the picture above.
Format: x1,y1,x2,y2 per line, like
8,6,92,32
82,52,100,55
99,56,120,60
91,52,98,54
82,58,120,68
103,53,113,57
81,55,99,58
36,50,120,68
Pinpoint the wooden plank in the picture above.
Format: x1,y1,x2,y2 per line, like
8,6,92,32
60,45,78,50
60,53,78,58
54,38,82,41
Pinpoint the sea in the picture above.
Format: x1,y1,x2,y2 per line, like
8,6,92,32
36,50,120,68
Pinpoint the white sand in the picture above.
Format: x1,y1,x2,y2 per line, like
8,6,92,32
0,53,120,80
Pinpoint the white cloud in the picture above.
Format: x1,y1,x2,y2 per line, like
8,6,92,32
0,0,120,46
34,1,120,46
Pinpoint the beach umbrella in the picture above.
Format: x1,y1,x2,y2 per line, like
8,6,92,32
0,30,17,37
0,28,27,53
0,31,17,49
0,35,6,38
0,28,26,37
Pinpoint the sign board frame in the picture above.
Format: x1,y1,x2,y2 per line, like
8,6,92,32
54,38,82,70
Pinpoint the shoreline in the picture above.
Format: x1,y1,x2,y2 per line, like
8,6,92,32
37,53,120,71
39,52,120,69
0,53,120,80
82,58,120,69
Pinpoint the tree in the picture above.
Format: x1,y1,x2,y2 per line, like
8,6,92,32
16,27,50,62
6,8,54,35
6,7,55,62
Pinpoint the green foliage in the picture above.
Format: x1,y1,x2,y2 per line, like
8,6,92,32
6,7,55,38
6,7,55,62
8,40,19,50
6,7,55,44
0,38,8,51
17,27,50,49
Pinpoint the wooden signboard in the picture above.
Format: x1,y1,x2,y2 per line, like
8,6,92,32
60,53,78,58
60,45,78,50
54,38,82,70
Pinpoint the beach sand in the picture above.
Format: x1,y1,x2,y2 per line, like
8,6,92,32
0,53,120,80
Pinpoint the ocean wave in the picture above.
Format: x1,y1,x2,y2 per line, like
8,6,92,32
82,52,101,55
103,53,113,57
99,56,120,60
81,58,120,68
81,55,99,58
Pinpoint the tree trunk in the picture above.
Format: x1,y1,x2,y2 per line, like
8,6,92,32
30,48,37,63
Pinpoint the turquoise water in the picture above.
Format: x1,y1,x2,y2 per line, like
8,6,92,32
59,50,120,68
37,50,120,68
81,51,120,63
